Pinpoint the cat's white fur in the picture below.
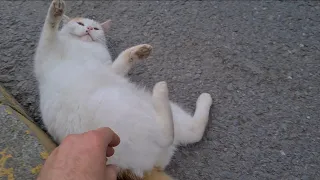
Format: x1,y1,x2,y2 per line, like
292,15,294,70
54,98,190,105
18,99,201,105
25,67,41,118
34,0,213,177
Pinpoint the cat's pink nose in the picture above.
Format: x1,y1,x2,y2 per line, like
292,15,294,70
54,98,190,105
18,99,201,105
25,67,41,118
86,26,93,31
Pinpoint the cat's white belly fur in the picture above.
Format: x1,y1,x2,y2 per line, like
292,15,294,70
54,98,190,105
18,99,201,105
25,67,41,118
39,59,183,175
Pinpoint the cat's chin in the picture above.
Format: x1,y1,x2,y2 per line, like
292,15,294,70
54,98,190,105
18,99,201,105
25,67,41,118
80,35,93,42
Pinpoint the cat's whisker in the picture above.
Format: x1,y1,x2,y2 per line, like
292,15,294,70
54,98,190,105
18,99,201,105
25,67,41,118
94,37,106,43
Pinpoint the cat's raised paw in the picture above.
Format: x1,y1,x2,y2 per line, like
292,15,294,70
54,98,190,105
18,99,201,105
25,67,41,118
129,44,152,62
52,0,65,17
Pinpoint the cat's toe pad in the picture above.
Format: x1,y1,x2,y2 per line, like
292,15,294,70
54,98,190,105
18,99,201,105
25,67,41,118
52,0,65,17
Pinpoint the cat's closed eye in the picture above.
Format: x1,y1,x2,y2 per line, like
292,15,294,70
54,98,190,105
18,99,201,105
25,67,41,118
77,22,84,26
94,27,99,30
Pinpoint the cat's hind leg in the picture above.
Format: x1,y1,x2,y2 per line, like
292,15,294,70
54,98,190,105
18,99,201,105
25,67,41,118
172,93,212,144
112,44,152,76
152,81,174,148
152,93,212,169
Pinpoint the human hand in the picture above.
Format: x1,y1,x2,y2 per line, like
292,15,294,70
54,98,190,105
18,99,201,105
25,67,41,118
37,127,121,180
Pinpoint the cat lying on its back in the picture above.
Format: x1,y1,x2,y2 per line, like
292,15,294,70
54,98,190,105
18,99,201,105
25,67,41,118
34,0,213,179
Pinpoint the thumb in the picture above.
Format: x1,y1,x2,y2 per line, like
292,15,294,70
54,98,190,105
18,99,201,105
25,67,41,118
105,164,119,180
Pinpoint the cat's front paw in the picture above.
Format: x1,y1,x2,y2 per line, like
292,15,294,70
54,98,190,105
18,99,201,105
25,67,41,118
51,0,65,17
129,44,153,62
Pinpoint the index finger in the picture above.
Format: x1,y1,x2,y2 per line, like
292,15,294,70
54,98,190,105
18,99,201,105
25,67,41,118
94,127,121,148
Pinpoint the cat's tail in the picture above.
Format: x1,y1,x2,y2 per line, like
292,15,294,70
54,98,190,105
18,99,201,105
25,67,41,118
118,167,174,180
152,81,174,148
144,167,175,180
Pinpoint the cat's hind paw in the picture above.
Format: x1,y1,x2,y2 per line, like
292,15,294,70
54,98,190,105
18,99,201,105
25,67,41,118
153,81,169,99
197,93,212,109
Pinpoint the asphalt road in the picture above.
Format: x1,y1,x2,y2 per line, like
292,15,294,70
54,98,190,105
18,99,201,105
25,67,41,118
1,1,320,179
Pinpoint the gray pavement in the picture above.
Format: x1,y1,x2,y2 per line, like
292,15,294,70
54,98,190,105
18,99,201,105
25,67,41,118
0,89,48,180
1,1,320,179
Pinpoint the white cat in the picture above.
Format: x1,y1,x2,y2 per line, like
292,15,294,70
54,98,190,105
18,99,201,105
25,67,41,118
34,0,213,178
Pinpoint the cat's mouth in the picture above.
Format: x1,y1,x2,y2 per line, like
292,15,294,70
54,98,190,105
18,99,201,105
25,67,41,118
79,34,93,42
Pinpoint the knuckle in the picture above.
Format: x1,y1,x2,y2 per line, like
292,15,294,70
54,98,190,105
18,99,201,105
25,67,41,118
61,134,77,144
85,131,102,147
104,127,113,132
108,170,117,180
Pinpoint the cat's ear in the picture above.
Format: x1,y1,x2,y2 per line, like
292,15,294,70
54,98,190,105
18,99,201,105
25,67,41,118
100,19,111,32
62,15,70,25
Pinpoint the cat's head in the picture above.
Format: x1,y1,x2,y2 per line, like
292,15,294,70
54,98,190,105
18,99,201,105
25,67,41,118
60,15,111,44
